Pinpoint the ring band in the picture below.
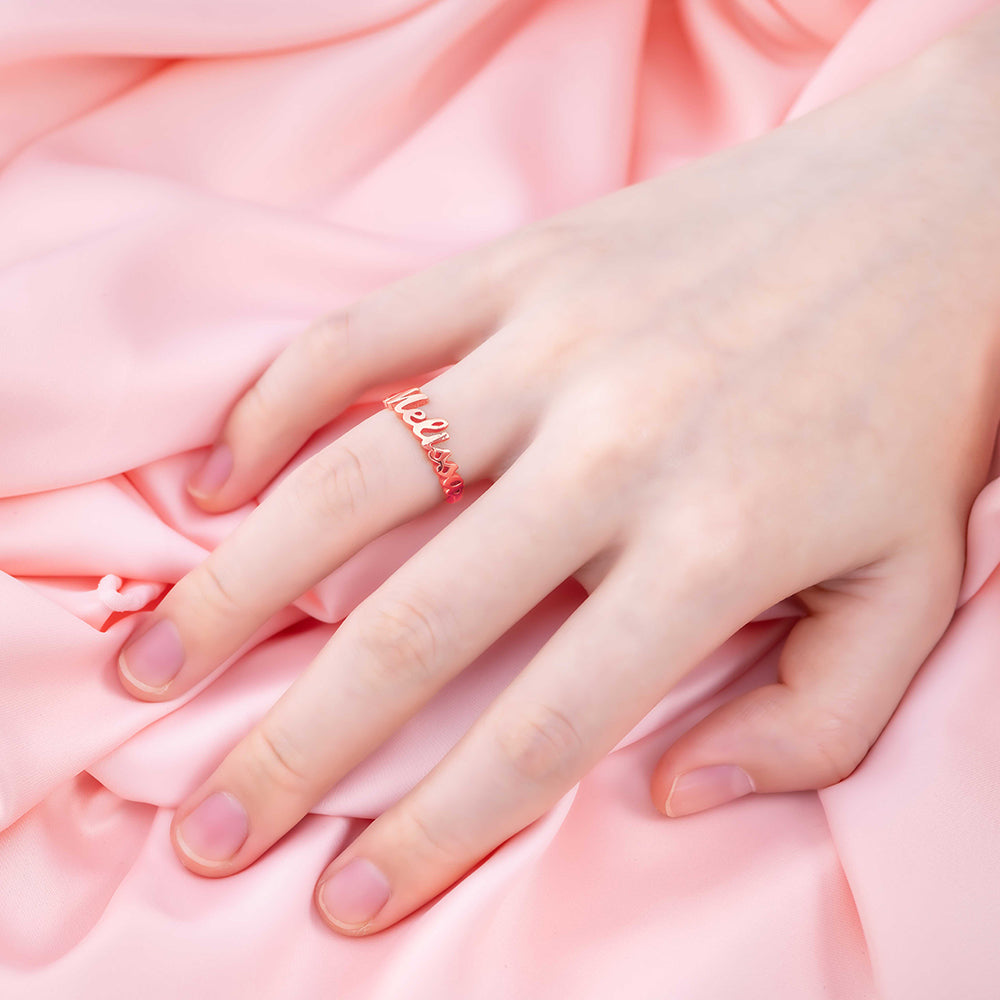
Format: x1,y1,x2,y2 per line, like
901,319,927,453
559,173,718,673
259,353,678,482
382,386,465,503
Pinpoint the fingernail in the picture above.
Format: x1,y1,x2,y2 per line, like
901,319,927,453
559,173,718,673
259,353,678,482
176,791,249,863
664,764,755,817
119,619,185,691
318,858,392,928
188,443,233,498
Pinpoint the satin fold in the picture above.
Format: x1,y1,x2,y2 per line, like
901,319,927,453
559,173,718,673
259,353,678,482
2,1,998,996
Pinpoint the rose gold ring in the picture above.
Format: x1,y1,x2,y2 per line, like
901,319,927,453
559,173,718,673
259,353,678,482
382,386,464,503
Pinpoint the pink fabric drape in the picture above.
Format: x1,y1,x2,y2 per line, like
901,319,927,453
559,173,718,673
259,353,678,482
2,1,998,996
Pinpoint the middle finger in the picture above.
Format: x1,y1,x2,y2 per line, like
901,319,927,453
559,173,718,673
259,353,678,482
167,442,614,873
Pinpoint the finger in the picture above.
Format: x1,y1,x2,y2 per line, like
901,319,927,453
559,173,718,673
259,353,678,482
187,240,519,513
166,443,613,876
117,336,532,701
651,536,965,818
307,546,764,936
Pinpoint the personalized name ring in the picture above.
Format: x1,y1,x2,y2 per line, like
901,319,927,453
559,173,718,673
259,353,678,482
382,386,465,503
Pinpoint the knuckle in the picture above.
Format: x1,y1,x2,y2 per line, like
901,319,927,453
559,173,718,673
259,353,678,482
301,312,352,370
493,702,583,785
351,595,442,692
542,387,649,501
519,217,601,275
391,804,463,863
291,444,369,522
677,495,756,591
185,561,243,619
485,221,564,287
478,217,601,307
518,217,572,259
692,505,754,586
638,505,750,608
242,723,313,795
239,378,277,433
808,704,871,786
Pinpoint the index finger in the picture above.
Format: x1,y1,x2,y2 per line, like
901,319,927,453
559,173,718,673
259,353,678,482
187,230,526,514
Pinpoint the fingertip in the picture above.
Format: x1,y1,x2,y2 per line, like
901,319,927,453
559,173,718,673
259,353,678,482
187,443,234,505
313,883,376,937
313,882,367,937
648,685,784,816
172,790,251,877
314,857,392,936
170,833,243,879
660,764,756,818
117,653,171,701
117,620,185,701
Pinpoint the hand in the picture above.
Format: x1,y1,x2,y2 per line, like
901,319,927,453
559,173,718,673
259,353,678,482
116,22,1000,936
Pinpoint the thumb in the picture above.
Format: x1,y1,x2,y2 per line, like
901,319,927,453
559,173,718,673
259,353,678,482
650,539,964,818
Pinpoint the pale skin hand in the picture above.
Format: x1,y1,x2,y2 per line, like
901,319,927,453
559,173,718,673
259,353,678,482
117,11,1000,936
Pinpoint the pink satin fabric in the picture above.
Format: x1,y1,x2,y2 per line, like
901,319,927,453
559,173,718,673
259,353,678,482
2,1,999,996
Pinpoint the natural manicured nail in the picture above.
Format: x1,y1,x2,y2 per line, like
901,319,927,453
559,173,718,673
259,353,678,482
176,791,249,863
318,858,392,928
664,764,755,817
119,618,185,691
188,443,233,498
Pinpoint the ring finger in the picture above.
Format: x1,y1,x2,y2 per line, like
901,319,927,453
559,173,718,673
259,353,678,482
117,326,536,701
